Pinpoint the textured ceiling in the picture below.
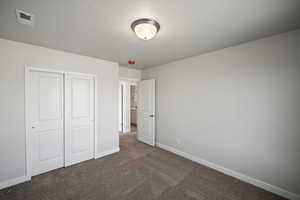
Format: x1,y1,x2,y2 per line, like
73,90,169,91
0,0,300,69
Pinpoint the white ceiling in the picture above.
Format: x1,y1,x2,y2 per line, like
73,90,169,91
0,0,300,69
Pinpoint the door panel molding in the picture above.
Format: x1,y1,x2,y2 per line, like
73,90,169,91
25,67,98,180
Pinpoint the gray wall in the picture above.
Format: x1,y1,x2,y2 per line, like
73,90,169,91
142,29,300,195
0,39,119,184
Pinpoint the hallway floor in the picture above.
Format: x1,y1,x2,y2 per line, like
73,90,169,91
0,134,286,200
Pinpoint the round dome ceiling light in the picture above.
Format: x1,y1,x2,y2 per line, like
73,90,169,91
131,18,160,40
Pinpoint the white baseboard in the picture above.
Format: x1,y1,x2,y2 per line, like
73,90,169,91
0,175,29,190
156,142,300,200
95,148,120,159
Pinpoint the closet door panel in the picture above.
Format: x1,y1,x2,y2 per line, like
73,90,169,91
30,71,64,176
65,73,95,166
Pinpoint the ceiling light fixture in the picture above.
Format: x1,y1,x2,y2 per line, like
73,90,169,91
131,18,160,40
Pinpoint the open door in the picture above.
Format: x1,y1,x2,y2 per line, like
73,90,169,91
138,79,155,146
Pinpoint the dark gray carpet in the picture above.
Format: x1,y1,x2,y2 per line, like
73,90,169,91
0,134,286,200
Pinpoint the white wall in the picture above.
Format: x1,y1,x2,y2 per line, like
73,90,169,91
0,39,119,186
142,29,300,198
119,66,141,80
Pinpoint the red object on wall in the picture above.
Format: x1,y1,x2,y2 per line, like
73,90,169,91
128,60,136,65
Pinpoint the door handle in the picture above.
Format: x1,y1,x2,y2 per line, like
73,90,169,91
149,114,155,118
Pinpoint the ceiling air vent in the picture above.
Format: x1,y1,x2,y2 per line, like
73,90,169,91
16,9,34,26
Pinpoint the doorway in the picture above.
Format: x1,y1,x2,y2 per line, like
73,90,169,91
119,79,156,146
25,68,97,178
130,85,138,134
119,79,138,136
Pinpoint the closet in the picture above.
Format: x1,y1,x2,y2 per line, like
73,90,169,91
27,69,96,176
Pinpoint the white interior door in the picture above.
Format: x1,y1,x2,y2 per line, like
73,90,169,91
65,73,95,166
30,71,64,176
138,79,155,146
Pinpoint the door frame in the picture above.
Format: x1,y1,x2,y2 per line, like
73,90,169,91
120,83,124,132
119,78,139,133
25,66,98,180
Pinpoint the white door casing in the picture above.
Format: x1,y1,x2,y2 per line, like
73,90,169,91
30,71,64,176
64,73,95,166
119,83,124,132
119,79,139,133
138,79,155,146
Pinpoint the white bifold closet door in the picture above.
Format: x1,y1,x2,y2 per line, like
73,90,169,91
30,71,64,176
64,73,95,167
30,70,95,176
